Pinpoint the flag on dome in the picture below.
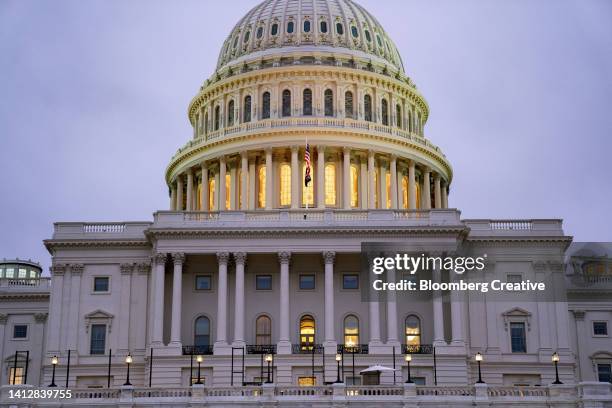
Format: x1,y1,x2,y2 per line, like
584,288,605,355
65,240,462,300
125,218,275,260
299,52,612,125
304,144,311,187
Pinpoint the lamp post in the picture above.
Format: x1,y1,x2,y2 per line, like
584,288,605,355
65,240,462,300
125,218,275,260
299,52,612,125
124,354,133,386
552,352,563,384
475,352,484,384
335,354,342,383
404,354,413,383
265,354,273,384
195,355,203,385
49,356,58,387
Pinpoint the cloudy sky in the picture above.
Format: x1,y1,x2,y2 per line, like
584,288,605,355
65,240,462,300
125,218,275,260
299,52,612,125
1,0,611,272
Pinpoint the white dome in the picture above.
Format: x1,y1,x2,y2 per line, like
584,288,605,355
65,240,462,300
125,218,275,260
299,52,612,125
216,0,405,72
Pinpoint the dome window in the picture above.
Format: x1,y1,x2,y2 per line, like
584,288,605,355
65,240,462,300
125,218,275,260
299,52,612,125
243,95,252,123
271,23,279,36
324,89,334,117
303,89,313,116
256,27,264,39
336,23,344,35
320,21,328,33
351,26,359,38
364,95,372,122
364,30,372,42
282,89,291,117
233,35,239,48
287,21,294,34
376,34,383,48
244,31,250,43
303,20,311,33
227,100,235,127
345,91,354,119
381,99,389,126
262,92,271,119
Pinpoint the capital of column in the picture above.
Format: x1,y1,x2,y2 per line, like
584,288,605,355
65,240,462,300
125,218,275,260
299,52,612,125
217,252,230,265
34,313,48,323
120,263,134,275
153,253,167,265
342,146,351,155
323,251,336,265
234,252,247,265
0,314,7,325
434,173,441,181
50,264,67,276
69,264,84,275
172,252,186,266
317,145,326,153
290,145,299,154
135,262,151,275
278,251,291,265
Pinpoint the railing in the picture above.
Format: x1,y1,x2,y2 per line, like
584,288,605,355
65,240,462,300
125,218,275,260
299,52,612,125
401,344,434,355
489,221,532,231
346,386,404,396
204,387,262,397
276,386,332,396
246,344,277,354
82,223,126,233
70,388,121,399
0,277,51,291
292,343,324,354
417,386,475,396
182,345,214,355
133,388,192,398
337,344,369,354
487,386,549,397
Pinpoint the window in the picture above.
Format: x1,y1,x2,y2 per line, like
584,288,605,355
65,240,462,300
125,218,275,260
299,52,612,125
243,95,252,123
256,27,264,39
214,106,220,130
396,104,402,128
507,274,523,284
271,23,279,36
510,322,527,353
279,163,291,206
244,31,250,43
320,21,328,33
262,92,271,119
325,163,336,206
364,94,372,122
208,178,215,210
303,20,311,33
282,89,291,117
598,364,612,382
408,110,413,132
376,34,382,47
593,321,608,336
303,89,313,116
300,315,315,351
195,275,212,291
402,176,408,209
233,35,239,48
405,315,421,347
90,324,106,355
381,99,389,125
13,325,27,339
93,277,109,293
204,112,208,135
298,376,316,386
227,100,235,127
18,268,26,278
302,163,314,206
344,315,359,345
345,91,354,119
258,166,266,208
351,26,358,38
299,275,315,290
336,23,344,35
415,182,421,209
225,173,231,210
386,172,391,209
194,316,210,347
256,275,272,290
287,21,294,34
350,164,359,207
5,268,14,278
324,89,333,116
256,315,272,345
343,274,359,289
9,367,24,385
364,30,371,42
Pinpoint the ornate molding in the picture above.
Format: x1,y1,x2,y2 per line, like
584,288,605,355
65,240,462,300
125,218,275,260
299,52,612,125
0,314,7,325
278,251,291,265
84,309,114,333
50,264,67,276
136,262,151,275
153,253,167,265
34,313,48,323
572,310,585,320
172,252,186,265
120,263,134,275
69,264,84,275
234,252,247,265
322,251,336,265
502,307,532,331
217,252,230,264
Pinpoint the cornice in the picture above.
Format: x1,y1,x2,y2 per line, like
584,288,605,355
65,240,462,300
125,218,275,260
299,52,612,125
44,239,151,251
465,237,573,246
0,293,50,301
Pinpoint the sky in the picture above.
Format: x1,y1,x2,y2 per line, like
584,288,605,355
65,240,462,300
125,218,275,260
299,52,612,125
1,0,611,272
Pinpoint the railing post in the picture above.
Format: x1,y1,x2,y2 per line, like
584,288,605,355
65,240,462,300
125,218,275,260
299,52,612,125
332,382,346,402
191,383,206,402
262,382,275,402
119,385,134,403
474,383,489,406
403,382,416,397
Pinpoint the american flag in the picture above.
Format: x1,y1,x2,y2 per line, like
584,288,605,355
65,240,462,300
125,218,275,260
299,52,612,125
304,144,312,187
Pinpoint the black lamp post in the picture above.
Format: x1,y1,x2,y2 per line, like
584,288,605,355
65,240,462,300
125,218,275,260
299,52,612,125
404,354,413,383
195,355,203,385
335,354,342,383
552,352,563,384
475,352,484,384
265,354,273,384
124,354,133,386
49,356,58,387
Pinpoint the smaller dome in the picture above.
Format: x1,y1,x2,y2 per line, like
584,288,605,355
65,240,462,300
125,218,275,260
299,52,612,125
216,0,405,72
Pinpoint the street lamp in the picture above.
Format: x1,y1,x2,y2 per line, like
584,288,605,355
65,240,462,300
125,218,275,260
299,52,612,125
124,354,133,386
195,355,203,385
404,354,413,383
335,354,343,383
552,352,563,384
265,354,273,384
49,356,58,387
475,352,484,384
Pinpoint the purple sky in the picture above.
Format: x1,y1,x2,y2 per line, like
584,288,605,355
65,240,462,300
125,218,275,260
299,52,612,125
1,0,611,272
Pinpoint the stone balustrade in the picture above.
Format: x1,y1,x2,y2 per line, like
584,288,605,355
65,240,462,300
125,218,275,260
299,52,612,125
0,277,51,291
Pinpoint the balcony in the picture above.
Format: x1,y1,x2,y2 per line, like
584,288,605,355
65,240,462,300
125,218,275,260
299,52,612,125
401,344,434,355
292,344,324,354
245,345,277,355
182,345,214,356
463,219,566,238
50,222,152,240
0,277,51,293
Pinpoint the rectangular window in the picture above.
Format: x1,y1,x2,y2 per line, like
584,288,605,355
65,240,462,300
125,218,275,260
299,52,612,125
510,322,527,353
195,275,212,291
90,324,106,355
597,364,611,382
506,274,523,284
256,275,272,290
593,321,608,336
13,325,27,339
343,274,359,290
9,367,24,385
93,277,109,292
299,275,315,290
18,268,27,278
298,376,316,386
345,376,361,386
5,268,14,278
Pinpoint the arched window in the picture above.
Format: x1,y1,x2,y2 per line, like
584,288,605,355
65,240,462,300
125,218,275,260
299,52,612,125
350,164,359,208
227,100,235,127
204,112,208,135
351,26,359,38
287,21,294,34
344,315,359,345
214,106,220,130
405,315,421,348
417,112,422,134
386,171,391,209
336,23,344,35
303,20,311,33
364,30,372,42
396,104,402,128
302,163,314,207
194,316,211,347
320,21,328,33
300,315,315,351
244,30,250,43
258,166,266,208
303,89,313,116
402,175,408,209
282,89,291,117
345,91,354,119
271,23,279,36
256,26,264,39
241,95,251,123
364,95,372,122
262,92,271,119
381,99,389,125
324,89,333,117
256,315,272,345
408,110,413,133
325,163,336,206
279,163,291,206
376,34,383,48
208,178,215,210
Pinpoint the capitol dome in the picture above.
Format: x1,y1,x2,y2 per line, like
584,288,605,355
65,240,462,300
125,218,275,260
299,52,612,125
165,0,452,214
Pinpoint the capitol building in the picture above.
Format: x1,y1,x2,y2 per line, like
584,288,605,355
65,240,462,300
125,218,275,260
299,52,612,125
3,0,610,406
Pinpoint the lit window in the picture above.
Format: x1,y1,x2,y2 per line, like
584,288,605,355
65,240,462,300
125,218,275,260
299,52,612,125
344,315,359,345
256,275,272,290
381,99,389,125
303,89,313,116
13,325,27,339
415,183,421,209
287,21,294,34
271,23,278,36
402,176,408,208
598,364,612,382
510,322,527,353
324,89,333,117
405,315,421,348
303,20,311,33
90,324,106,355
243,95,252,123
208,178,215,210
325,163,336,206
258,166,266,208
195,275,211,291
345,91,354,119
18,268,26,278
320,21,328,33
282,89,291,117
299,275,315,290
298,377,316,386
593,322,608,336
256,316,272,345
336,23,344,35
364,95,372,122
386,171,391,209
5,268,14,278
343,274,359,290
350,164,359,207
225,173,231,210
93,277,109,293
227,100,235,127
302,164,314,206
300,315,315,351
279,163,291,206
9,367,24,385
197,181,202,210
262,92,271,119
194,316,210,347
351,26,358,38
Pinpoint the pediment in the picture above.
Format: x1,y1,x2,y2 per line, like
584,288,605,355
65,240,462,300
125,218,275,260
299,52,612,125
84,309,114,320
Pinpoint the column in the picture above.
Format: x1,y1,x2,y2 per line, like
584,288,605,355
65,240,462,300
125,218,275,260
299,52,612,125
265,148,273,210
176,175,183,211
0,315,6,380
450,273,465,345
316,145,325,208
240,152,248,210
408,161,417,210
422,167,431,210
215,252,229,346
379,160,387,209
230,162,237,210
323,251,336,345
367,151,376,209
290,146,299,209
170,253,185,347
369,301,381,345
386,267,399,344
442,182,448,209
152,253,166,346
434,174,441,209
432,266,445,345
201,163,209,211
170,185,177,211
342,148,351,209
390,155,398,209
118,264,133,352
278,252,291,353
219,156,227,211
186,169,194,211
233,253,247,345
